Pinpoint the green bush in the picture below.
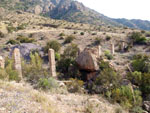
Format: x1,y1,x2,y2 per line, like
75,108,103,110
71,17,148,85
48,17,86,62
0,69,8,80
131,54,150,73
80,32,84,35
59,33,65,36
67,78,84,93
106,35,111,41
111,85,142,109
16,35,35,43
17,23,27,30
64,35,75,44
130,32,147,44
57,44,80,79
6,39,19,45
7,26,17,33
55,52,61,61
104,50,113,60
5,58,20,82
38,77,58,90
87,60,121,94
94,37,101,45
22,53,48,83
44,40,61,53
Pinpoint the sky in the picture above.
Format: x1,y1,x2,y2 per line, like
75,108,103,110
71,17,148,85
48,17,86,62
77,0,150,21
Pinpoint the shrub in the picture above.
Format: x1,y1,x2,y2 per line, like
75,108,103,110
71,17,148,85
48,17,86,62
59,33,65,36
80,32,84,35
92,33,97,35
0,31,4,38
7,26,16,33
67,78,84,93
22,53,48,83
44,40,61,53
6,39,19,45
111,85,142,109
55,52,61,61
131,54,150,73
38,77,58,90
94,37,101,45
64,35,75,44
57,44,80,79
16,35,35,43
104,50,113,60
87,60,121,94
130,32,147,44
0,69,8,80
17,23,27,30
106,35,111,41
5,58,20,82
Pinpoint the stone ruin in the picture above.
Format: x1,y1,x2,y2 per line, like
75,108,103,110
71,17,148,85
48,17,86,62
48,49,56,77
13,48,22,79
0,56,5,69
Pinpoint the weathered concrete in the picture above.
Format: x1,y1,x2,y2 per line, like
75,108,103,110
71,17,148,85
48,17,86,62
0,56,5,69
98,45,102,57
111,43,115,55
48,49,56,77
13,48,22,79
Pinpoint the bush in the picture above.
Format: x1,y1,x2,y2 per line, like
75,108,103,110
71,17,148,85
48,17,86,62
44,40,61,53
106,35,111,41
17,23,27,30
130,32,147,44
111,85,142,109
64,35,75,44
0,31,4,38
131,54,150,73
16,35,35,43
104,50,113,60
80,32,84,35
7,26,17,33
57,44,80,79
6,39,19,45
38,77,58,90
59,33,65,36
87,60,121,94
5,58,20,82
67,78,84,93
94,37,101,45
22,53,48,83
0,69,8,80
92,33,97,35
55,52,61,61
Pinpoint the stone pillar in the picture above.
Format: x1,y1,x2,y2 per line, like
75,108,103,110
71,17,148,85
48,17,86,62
121,41,125,52
0,56,5,69
98,45,102,57
13,48,22,79
111,43,115,55
48,49,56,77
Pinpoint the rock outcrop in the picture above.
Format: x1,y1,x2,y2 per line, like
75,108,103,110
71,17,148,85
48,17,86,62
76,48,99,71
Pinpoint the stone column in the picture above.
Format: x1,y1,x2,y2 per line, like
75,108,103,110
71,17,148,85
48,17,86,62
48,49,56,77
0,56,5,69
121,41,125,52
98,45,102,57
13,48,22,79
111,43,115,55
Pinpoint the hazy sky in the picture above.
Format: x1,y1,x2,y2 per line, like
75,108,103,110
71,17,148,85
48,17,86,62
77,0,150,21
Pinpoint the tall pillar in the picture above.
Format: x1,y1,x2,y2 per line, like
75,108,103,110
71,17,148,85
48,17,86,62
121,41,125,52
0,56,5,69
111,43,115,55
98,45,102,57
48,49,56,77
13,48,22,79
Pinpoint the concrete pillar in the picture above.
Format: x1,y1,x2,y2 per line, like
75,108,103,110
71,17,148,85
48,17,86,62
48,49,56,77
13,48,22,79
0,56,5,69
111,43,115,55
121,41,125,52
98,45,102,57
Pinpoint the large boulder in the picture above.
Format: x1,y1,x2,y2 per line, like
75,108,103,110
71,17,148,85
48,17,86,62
10,43,44,61
76,48,99,71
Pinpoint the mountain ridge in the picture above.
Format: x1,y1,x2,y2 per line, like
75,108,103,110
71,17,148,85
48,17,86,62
0,0,150,30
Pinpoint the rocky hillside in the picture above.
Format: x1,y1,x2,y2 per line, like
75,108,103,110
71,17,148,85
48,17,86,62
1,0,150,30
